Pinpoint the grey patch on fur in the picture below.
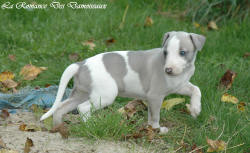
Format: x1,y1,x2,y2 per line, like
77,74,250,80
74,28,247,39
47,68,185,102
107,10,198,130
127,49,166,93
74,61,92,93
102,53,127,92
189,33,206,51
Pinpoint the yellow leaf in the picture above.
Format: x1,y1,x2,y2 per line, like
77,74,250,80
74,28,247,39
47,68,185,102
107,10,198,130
20,64,47,80
193,22,200,28
208,21,218,30
0,71,14,82
206,137,226,152
144,16,153,27
162,98,185,110
221,93,239,104
237,102,246,112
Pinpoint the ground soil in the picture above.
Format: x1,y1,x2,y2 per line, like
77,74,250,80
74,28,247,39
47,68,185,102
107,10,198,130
0,112,152,153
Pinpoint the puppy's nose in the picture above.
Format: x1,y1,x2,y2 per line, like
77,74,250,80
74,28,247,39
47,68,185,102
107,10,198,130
165,67,173,74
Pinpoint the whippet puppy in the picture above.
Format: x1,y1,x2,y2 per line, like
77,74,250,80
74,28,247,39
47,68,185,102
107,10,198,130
41,31,206,133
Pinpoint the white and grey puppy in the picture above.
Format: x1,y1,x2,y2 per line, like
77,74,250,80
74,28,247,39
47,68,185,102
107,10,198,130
41,31,206,133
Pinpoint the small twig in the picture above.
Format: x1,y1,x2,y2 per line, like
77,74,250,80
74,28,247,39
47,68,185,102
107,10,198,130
119,5,129,29
181,124,187,143
226,143,244,150
173,146,183,153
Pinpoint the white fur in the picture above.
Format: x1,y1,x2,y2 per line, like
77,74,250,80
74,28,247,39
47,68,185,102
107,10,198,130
165,36,187,75
86,53,118,108
40,63,79,121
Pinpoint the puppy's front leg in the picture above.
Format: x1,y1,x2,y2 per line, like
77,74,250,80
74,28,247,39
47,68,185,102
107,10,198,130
177,82,201,118
147,96,169,134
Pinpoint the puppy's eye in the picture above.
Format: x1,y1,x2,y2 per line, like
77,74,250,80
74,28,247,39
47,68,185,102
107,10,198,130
180,50,186,56
163,51,167,56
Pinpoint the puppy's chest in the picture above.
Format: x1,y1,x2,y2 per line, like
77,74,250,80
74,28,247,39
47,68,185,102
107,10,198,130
165,72,192,92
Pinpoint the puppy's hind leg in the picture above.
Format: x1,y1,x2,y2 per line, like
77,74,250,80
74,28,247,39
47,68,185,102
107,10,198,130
53,90,88,126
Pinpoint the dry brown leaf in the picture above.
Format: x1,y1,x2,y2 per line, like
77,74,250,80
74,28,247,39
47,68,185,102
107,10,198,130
50,123,69,139
20,64,47,80
106,38,116,45
144,16,153,27
219,70,237,90
0,72,14,82
208,21,218,30
161,98,185,110
221,93,239,104
206,137,226,152
82,40,96,50
1,79,18,89
119,99,147,118
243,52,250,58
0,109,10,120
68,53,80,61
8,54,16,61
19,124,27,131
191,144,204,153
24,125,41,132
237,102,246,112
24,137,33,153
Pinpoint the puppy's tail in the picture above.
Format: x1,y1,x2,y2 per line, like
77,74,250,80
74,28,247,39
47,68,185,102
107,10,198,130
40,63,79,121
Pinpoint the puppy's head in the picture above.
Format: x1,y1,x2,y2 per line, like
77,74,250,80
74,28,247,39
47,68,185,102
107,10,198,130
162,31,206,76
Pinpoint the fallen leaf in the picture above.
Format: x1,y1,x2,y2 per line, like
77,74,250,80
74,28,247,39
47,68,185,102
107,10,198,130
119,99,147,118
191,143,204,153
0,72,14,82
243,52,250,58
144,16,153,27
221,93,239,104
1,79,18,89
19,124,27,131
208,21,218,30
82,40,96,50
206,137,226,152
20,64,47,80
0,149,18,153
25,124,41,132
193,22,200,28
106,38,116,45
50,123,69,139
162,98,185,110
8,54,16,61
0,109,10,120
219,70,237,90
122,125,157,141
24,137,33,153
237,102,246,112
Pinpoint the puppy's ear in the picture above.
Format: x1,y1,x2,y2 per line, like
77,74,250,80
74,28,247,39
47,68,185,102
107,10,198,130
189,33,206,51
162,31,175,47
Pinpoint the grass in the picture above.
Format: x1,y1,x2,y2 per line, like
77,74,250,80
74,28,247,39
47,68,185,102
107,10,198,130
0,0,249,152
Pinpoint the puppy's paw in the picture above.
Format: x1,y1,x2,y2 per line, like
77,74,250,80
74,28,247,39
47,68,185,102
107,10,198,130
186,104,201,118
159,127,169,134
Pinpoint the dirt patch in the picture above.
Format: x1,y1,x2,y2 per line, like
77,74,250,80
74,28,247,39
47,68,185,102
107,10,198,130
0,112,152,153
